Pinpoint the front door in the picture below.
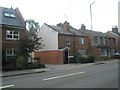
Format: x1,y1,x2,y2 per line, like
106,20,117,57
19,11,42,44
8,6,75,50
64,51,69,64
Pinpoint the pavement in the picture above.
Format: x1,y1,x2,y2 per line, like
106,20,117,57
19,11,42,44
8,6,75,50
1,68,50,77
1,59,117,78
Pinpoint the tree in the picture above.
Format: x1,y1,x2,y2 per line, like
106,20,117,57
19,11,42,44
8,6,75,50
20,19,42,62
26,19,40,33
56,22,74,29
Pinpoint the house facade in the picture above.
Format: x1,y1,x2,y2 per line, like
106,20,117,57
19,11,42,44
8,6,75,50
0,7,26,65
35,21,89,64
106,26,120,53
79,24,116,59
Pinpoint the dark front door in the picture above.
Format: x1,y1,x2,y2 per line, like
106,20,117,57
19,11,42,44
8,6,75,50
64,51,68,64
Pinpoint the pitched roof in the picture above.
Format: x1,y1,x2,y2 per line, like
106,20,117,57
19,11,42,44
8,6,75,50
80,29,113,38
45,23,87,36
70,28,87,37
0,7,26,28
45,23,74,35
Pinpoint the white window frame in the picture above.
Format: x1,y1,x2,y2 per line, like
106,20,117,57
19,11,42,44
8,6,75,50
79,37,84,45
6,30,19,40
6,49,18,60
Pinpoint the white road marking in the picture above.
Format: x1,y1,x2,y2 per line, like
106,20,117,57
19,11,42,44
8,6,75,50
43,72,84,81
0,85,14,89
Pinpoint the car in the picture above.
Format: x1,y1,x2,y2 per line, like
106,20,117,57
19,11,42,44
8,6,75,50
113,52,120,59
115,52,120,56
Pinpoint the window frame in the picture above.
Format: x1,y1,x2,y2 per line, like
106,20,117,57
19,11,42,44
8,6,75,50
66,36,71,45
79,37,84,45
6,30,19,40
78,50,86,55
6,49,19,60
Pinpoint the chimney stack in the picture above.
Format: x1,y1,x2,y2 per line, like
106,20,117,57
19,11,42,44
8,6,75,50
80,24,86,30
112,26,118,34
63,21,69,31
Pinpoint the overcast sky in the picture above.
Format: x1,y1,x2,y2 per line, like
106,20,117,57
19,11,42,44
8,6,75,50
0,0,119,32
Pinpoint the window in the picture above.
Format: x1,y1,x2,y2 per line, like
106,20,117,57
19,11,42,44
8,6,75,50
78,50,86,55
66,37,71,45
79,38,84,44
4,13,10,17
6,30,19,40
4,13,16,18
10,14,15,18
100,49,107,56
103,38,106,44
6,49,18,60
106,38,109,44
96,37,100,44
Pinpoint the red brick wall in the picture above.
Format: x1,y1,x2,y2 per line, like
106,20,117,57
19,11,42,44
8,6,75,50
106,32,120,52
35,50,64,64
2,26,26,49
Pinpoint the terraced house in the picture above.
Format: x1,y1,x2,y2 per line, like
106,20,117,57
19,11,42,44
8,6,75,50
79,24,116,59
0,7,26,66
35,21,89,64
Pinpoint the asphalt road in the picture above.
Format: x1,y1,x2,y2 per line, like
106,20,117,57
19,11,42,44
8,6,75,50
2,60,118,88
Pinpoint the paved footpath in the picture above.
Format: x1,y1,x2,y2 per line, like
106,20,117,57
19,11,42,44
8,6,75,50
1,59,118,78
1,68,50,77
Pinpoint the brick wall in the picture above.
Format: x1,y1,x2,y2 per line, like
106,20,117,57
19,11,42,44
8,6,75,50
35,50,64,64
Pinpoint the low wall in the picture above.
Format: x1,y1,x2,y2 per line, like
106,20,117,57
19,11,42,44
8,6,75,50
35,50,64,64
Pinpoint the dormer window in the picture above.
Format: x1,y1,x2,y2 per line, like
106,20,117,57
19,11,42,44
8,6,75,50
4,13,16,18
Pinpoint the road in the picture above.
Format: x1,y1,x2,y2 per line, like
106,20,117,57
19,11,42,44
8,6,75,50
2,60,118,88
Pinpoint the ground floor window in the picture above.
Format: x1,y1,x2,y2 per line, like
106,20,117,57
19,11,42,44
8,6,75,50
78,50,86,55
6,49,19,60
100,49,107,56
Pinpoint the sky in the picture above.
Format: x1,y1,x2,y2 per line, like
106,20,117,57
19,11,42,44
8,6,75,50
0,0,119,32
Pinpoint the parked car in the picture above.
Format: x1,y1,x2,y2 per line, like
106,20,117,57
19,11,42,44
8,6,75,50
115,52,120,56
113,52,120,59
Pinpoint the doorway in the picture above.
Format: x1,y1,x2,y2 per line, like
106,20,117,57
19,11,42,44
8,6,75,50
64,51,69,64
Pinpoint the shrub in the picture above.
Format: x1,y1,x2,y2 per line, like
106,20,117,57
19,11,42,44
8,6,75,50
26,62,45,69
77,54,95,63
16,56,26,69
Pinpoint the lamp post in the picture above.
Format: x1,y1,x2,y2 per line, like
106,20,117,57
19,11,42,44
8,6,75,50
90,1,97,30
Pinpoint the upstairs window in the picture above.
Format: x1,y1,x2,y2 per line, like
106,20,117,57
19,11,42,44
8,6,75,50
79,37,84,44
10,14,15,18
96,37,100,44
103,38,106,44
66,37,71,45
4,12,16,18
4,13,10,17
6,30,19,40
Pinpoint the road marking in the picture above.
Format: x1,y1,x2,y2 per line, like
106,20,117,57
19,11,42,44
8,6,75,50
43,72,84,81
0,85,14,89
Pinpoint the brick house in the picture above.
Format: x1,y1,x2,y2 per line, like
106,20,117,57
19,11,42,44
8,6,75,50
106,26,120,53
79,24,116,59
35,21,89,64
0,7,26,64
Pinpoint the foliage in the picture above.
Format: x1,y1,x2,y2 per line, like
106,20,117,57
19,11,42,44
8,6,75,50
26,62,45,69
21,33,42,54
56,22,74,29
26,19,40,33
16,56,26,69
77,54,95,63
